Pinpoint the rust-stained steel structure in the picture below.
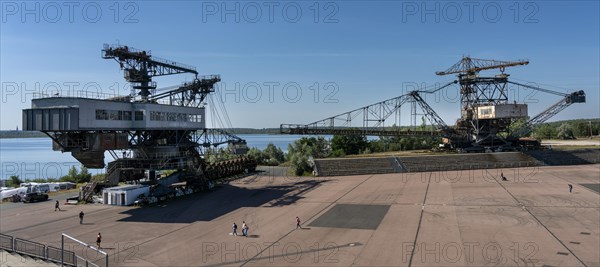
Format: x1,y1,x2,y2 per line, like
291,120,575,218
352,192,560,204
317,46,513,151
282,57,586,151
23,44,255,192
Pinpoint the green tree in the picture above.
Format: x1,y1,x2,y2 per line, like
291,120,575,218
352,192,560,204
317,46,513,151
206,147,238,163
78,166,92,183
68,165,78,177
288,147,313,176
532,124,556,139
573,121,590,137
287,137,330,176
331,148,346,157
288,137,331,158
91,173,106,182
263,143,285,165
368,139,385,153
508,118,529,137
245,144,285,166
7,175,22,187
418,116,427,131
246,147,265,164
60,166,79,183
557,123,575,140
331,134,368,155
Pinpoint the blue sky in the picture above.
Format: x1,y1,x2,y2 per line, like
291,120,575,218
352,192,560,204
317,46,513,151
1,1,598,130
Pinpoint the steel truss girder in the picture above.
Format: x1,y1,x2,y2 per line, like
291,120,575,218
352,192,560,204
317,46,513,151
43,131,92,151
280,81,457,137
436,57,529,76
409,92,448,130
128,130,194,149
280,125,442,137
150,75,221,106
460,76,509,109
102,44,198,78
194,128,246,148
306,95,411,130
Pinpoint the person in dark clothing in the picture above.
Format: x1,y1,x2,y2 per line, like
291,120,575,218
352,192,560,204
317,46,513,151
96,233,102,249
55,200,61,211
296,216,301,229
79,211,84,224
568,184,573,193
232,223,238,236
501,172,508,181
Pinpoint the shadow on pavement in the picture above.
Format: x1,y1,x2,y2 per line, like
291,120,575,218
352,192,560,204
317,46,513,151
117,179,328,223
525,149,600,165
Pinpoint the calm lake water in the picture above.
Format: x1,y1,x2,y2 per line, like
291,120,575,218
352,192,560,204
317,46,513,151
0,135,321,180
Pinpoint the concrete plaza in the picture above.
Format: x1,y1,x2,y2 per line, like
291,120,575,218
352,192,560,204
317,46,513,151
1,164,599,266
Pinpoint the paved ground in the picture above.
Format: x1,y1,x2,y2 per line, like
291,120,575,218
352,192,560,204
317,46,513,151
1,164,598,267
1,190,78,210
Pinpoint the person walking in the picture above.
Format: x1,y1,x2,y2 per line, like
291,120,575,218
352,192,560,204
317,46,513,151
568,184,573,193
296,216,301,229
79,211,84,224
55,200,61,211
96,233,102,249
232,223,238,236
242,221,249,237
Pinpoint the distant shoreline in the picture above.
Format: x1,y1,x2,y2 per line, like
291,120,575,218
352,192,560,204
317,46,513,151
0,129,284,138
2,118,598,139
0,131,47,139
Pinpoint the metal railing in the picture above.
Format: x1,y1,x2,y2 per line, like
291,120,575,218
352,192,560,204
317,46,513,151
14,238,46,259
0,233,13,251
32,90,196,108
0,233,78,266
47,245,77,266
62,233,108,267
76,255,100,267
32,90,124,100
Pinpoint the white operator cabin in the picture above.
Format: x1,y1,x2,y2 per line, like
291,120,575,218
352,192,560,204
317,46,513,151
22,97,205,131
476,103,528,120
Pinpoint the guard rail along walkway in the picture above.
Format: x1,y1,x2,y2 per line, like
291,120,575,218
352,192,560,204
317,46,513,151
0,233,80,266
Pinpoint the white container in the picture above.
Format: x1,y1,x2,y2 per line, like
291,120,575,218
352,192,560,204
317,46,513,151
102,185,149,206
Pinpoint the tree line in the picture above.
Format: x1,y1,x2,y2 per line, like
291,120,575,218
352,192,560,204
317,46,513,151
4,119,596,183
277,119,600,175
241,133,438,176
4,166,100,187
529,119,600,139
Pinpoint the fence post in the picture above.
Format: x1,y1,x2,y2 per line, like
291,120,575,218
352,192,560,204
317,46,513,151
61,234,64,267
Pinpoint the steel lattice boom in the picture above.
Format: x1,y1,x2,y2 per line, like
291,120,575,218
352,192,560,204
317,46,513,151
281,81,457,137
102,43,199,100
436,57,529,75
150,75,222,107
